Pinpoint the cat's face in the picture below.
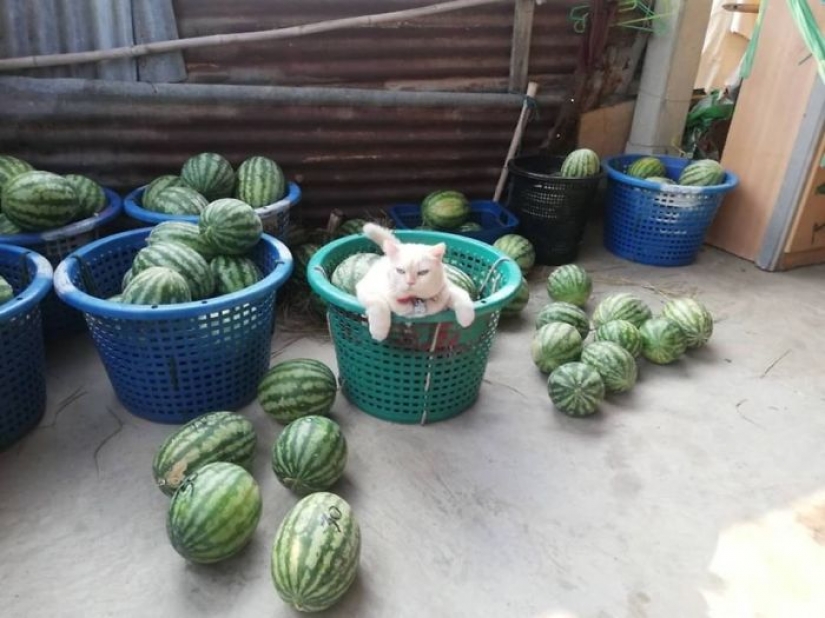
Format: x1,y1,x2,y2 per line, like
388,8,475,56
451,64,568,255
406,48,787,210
384,240,446,294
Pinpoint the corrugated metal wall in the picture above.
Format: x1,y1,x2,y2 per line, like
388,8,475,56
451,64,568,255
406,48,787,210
0,0,637,222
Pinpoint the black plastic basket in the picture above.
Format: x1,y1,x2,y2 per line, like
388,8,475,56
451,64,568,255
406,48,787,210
505,154,604,265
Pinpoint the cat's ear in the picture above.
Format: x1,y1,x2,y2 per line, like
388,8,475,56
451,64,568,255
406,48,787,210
429,243,446,260
383,239,400,258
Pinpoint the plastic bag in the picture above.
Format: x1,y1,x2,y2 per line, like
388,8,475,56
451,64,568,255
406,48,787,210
681,89,735,160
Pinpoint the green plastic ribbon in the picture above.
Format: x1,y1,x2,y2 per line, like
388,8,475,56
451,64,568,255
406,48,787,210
739,0,769,80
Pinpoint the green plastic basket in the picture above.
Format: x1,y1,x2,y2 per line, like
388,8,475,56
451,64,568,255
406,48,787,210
307,231,522,424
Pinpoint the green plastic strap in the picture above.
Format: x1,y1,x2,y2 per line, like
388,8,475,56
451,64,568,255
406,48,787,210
739,0,769,80
786,0,825,83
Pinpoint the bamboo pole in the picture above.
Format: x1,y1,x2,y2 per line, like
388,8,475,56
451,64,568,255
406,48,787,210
0,0,513,72
493,81,539,202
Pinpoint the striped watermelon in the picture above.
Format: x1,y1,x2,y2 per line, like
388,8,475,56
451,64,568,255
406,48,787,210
147,221,217,260
531,322,583,373
167,462,262,564
331,252,380,295
580,341,638,394
0,275,13,304
258,358,338,424
0,213,22,235
535,301,590,340
108,294,123,303
639,317,687,364
592,293,652,328
211,255,262,295
501,275,529,317
200,198,263,256
334,218,368,239
271,492,361,612
285,223,312,249
143,175,189,210
627,156,666,179
678,159,726,187
646,176,674,185
132,241,215,300
444,263,478,300
0,155,34,198
181,153,236,201
149,186,208,216
594,319,642,358
152,411,257,497
292,243,321,287
457,221,483,233
420,190,470,229
236,156,286,207
1,171,79,231
64,174,106,219
548,362,605,417
661,297,713,349
120,268,133,292
546,264,592,307
493,234,535,273
560,148,601,178
122,266,192,305
271,415,347,495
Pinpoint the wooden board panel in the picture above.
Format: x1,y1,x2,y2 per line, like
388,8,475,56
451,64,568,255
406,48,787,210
577,99,636,159
783,130,825,254
704,0,823,260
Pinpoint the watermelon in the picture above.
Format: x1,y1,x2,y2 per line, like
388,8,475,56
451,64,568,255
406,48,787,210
535,302,590,340
147,221,217,260
200,198,263,256
64,174,107,219
149,186,208,216
661,297,713,349
0,155,34,197
639,317,688,364
0,275,13,304
594,319,642,358
420,190,470,229
167,462,262,564
547,362,605,417
646,176,673,185
627,156,666,179
120,268,133,292
1,171,79,231
678,159,726,186
236,156,286,208
560,148,601,178
271,415,347,495
285,223,312,249
331,253,380,295
292,243,321,287
334,218,368,239
444,263,478,300
501,275,529,317
580,341,637,394
258,358,338,424
210,255,262,295
457,221,483,232
546,264,592,307
592,293,652,328
493,234,535,273
271,492,361,612
181,153,236,201
131,241,215,300
122,266,192,305
107,294,123,303
152,411,257,497
0,213,22,235
531,322,583,373
143,175,189,210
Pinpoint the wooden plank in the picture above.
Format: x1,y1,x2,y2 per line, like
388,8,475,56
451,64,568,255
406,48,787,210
783,130,825,253
508,0,536,92
778,245,825,270
577,99,636,159
705,0,824,260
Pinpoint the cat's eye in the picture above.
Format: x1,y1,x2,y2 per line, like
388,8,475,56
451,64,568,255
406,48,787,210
395,267,405,274
417,269,429,276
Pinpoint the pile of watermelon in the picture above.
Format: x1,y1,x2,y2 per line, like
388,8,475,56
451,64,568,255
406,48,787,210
0,154,109,234
150,356,360,612
417,190,479,232
0,275,13,306
532,263,714,417
625,155,728,187
140,152,288,216
110,199,266,305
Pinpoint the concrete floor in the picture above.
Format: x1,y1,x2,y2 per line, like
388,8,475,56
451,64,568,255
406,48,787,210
2,230,825,618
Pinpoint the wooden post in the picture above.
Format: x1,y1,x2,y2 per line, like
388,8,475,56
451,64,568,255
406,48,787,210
494,81,539,202
508,0,536,93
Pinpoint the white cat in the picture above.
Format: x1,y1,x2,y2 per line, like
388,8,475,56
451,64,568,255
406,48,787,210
355,223,475,342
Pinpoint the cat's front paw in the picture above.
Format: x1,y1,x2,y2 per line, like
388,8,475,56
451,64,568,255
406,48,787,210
455,304,475,328
368,317,391,341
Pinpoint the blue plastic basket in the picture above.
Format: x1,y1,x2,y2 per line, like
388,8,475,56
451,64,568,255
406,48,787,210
387,200,519,244
53,229,293,424
603,155,739,266
0,244,53,449
124,182,302,240
0,188,124,338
